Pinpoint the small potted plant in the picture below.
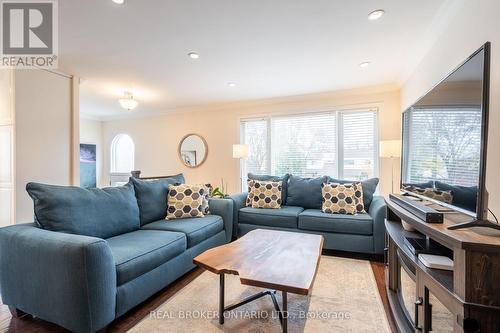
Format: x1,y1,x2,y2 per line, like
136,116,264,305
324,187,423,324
206,178,229,198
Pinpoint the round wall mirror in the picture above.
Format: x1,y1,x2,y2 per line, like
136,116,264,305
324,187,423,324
178,134,208,168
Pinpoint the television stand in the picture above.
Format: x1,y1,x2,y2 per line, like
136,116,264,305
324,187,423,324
385,196,500,332
447,219,500,231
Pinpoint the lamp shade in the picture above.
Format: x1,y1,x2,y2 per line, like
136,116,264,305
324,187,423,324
233,144,249,159
380,140,401,158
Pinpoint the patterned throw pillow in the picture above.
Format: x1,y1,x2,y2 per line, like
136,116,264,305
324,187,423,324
166,184,205,219
403,185,453,204
352,182,366,213
321,183,357,215
248,180,283,209
201,185,210,215
245,179,255,206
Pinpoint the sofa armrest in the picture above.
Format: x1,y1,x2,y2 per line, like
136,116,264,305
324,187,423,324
0,223,116,332
368,196,387,254
229,192,248,238
208,198,234,243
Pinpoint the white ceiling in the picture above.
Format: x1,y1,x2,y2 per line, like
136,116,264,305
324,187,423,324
58,0,454,120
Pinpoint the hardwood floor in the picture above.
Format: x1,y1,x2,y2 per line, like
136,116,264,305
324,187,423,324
0,253,396,333
371,261,398,333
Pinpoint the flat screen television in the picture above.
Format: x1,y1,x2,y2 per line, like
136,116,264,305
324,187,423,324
401,42,492,229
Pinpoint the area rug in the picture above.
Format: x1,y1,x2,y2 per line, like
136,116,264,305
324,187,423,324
0,296,9,333
129,256,391,332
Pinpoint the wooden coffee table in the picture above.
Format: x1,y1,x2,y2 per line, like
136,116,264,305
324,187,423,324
193,229,324,332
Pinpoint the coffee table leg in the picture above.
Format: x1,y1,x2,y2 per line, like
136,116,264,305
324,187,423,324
219,274,225,325
218,280,288,332
282,291,288,333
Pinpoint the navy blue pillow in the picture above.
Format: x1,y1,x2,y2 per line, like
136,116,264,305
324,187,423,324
435,181,478,213
403,181,434,189
248,173,290,205
286,175,328,209
130,176,184,225
328,177,379,209
26,182,140,239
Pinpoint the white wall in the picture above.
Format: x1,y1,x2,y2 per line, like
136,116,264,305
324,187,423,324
401,0,500,216
15,70,73,222
0,70,15,227
102,85,401,195
80,117,104,187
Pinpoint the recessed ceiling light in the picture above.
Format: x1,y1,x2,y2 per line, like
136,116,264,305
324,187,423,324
359,61,371,68
228,82,236,87
368,9,385,20
112,0,125,4
188,52,200,59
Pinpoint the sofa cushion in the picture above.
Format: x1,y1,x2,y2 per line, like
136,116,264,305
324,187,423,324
298,209,373,235
26,182,140,239
239,206,304,229
248,173,290,205
106,230,186,285
130,176,184,226
328,177,379,209
286,175,328,209
141,215,224,248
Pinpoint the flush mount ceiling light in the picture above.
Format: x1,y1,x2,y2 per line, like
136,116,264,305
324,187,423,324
118,91,139,111
188,52,200,59
359,61,371,68
112,0,125,4
368,9,385,20
227,82,236,87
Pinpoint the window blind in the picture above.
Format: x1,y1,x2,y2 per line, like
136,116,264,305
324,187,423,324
404,108,481,187
240,109,378,190
241,118,269,177
342,111,377,180
271,113,337,177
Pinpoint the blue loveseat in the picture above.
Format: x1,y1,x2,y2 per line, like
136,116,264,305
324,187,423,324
231,174,386,254
0,175,233,332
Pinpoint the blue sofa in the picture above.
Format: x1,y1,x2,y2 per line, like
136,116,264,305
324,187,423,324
231,174,386,254
0,175,233,332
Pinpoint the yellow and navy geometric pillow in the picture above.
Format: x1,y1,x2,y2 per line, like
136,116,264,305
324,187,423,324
201,185,211,215
403,185,453,204
321,183,357,215
423,188,453,203
166,184,205,219
352,182,366,213
245,179,256,207
249,180,282,209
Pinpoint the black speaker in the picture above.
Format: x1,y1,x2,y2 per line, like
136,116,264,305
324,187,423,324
389,194,443,224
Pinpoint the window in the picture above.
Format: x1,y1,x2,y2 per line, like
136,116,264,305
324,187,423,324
240,109,378,189
403,108,481,186
240,119,269,176
342,111,378,180
110,134,135,173
271,113,337,177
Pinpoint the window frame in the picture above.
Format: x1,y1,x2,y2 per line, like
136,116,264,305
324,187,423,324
110,133,135,174
239,108,380,190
